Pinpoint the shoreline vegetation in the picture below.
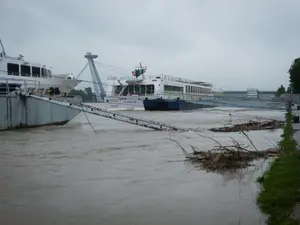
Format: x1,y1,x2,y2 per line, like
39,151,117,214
257,108,300,224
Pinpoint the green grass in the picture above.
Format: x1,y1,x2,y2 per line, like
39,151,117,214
257,109,300,225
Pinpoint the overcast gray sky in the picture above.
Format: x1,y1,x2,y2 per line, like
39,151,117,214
1,0,300,91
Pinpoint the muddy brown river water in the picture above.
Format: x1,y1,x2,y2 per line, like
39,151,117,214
0,107,285,225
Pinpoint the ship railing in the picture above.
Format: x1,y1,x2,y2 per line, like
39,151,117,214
52,73,73,79
107,93,159,98
0,69,53,78
158,74,213,87
0,77,41,96
106,74,213,87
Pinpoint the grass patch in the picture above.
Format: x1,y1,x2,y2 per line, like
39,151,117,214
257,109,300,224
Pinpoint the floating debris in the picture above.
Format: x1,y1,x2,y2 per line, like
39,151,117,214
168,131,279,173
209,120,284,132
186,146,278,172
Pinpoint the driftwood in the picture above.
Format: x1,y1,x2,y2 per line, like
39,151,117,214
168,131,279,173
209,120,284,132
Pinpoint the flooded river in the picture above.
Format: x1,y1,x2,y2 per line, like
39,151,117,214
0,107,285,225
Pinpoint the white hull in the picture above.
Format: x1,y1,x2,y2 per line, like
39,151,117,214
0,74,81,94
89,96,145,111
103,95,166,110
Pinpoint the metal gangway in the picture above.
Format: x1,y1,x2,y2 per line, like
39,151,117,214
28,94,191,132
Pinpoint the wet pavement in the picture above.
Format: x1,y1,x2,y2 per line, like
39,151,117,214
0,107,285,225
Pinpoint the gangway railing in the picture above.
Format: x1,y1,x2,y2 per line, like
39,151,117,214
28,94,191,132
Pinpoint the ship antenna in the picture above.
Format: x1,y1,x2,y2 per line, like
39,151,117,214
0,38,6,56
139,62,146,79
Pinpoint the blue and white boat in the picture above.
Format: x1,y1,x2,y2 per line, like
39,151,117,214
105,63,218,111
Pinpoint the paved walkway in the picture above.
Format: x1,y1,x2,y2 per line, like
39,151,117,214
291,113,300,222
292,110,300,148
293,123,300,143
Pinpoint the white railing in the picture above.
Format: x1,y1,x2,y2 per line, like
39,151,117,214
106,74,213,87
0,77,41,95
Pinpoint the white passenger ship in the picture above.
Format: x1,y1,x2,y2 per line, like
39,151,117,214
246,88,260,99
102,63,215,110
0,39,81,95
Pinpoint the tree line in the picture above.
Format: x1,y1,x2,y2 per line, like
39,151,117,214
276,58,300,97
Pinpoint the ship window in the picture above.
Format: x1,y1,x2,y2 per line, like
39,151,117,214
7,63,19,75
146,84,154,94
164,85,183,92
41,68,47,77
32,67,40,77
21,65,30,76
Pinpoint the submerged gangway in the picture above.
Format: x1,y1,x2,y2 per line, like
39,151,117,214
29,94,191,132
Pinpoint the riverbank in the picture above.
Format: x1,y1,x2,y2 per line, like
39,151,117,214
257,109,300,224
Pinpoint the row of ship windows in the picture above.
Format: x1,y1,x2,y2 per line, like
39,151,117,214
186,85,210,94
6,63,52,78
163,85,210,94
163,85,211,94
114,84,155,95
114,85,211,95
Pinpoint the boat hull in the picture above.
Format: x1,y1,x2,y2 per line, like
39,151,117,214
143,98,215,111
0,94,81,131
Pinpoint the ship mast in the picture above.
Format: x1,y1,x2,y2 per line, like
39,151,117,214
131,62,147,94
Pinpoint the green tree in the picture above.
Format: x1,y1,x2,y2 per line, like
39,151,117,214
84,87,93,102
69,88,94,102
288,57,300,93
287,86,292,94
275,84,286,97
